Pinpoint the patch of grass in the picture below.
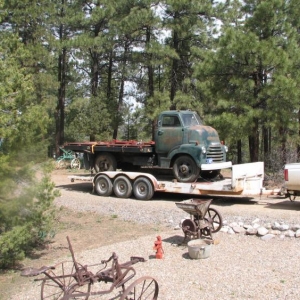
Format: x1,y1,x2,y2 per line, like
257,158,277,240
111,214,118,219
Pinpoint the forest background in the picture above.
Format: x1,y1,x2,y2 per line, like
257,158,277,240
1,0,300,267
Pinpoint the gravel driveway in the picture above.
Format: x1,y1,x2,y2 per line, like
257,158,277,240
10,171,300,299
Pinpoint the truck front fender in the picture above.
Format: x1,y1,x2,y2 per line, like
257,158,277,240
167,144,202,167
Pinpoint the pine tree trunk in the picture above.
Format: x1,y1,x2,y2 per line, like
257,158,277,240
279,126,287,165
55,20,67,156
262,125,269,167
237,139,242,164
248,119,259,162
170,28,179,110
113,42,128,139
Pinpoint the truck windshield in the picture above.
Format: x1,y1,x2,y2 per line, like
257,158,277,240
182,113,202,126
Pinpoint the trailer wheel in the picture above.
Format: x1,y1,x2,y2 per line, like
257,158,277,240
173,155,200,183
133,177,154,200
113,176,132,198
94,153,117,173
94,174,113,196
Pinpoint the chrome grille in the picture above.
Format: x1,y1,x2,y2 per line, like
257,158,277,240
207,146,224,162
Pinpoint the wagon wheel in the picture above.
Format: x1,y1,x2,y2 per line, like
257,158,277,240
204,207,223,233
113,175,132,198
41,261,91,300
64,283,92,300
173,155,200,183
94,174,113,196
120,276,159,300
71,158,81,169
56,159,66,169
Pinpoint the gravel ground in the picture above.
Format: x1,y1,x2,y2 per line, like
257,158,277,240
9,175,300,299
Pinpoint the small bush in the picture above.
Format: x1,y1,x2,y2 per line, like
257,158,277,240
0,225,32,268
0,162,59,269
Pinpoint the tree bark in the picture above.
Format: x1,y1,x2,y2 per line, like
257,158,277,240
248,119,259,162
237,139,242,164
55,14,67,156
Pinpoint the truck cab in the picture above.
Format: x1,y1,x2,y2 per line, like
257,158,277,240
154,110,231,182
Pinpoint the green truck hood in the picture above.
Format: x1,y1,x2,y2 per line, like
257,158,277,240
187,125,221,145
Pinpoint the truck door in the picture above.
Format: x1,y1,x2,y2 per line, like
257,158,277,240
155,114,184,154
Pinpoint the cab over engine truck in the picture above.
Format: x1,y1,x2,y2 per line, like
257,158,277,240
63,110,231,183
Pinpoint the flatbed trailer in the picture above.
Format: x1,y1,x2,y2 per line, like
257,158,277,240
68,162,274,200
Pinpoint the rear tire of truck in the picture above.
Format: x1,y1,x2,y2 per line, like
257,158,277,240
173,155,200,183
94,174,113,196
94,153,117,173
113,176,132,198
133,177,154,200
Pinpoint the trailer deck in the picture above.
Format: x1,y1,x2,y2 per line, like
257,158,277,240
68,162,268,200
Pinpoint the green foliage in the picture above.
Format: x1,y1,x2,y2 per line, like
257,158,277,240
0,225,32,268
0,162,59,269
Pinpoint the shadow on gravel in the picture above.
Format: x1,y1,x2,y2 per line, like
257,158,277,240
263,200,300,211
162,235,185,245
55,182,93,193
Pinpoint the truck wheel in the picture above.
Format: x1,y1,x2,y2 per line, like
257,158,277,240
133,177,154,200
200,170,221,180
113,176,132,198
94,153,117,172
94,174,113,196
173,155,200,183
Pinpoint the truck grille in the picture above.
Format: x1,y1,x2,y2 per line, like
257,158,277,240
207,145,224,162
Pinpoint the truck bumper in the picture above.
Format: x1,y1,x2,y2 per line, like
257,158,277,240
200,161,232,170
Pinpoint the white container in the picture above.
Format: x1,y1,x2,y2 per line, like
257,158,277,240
187,239,212,259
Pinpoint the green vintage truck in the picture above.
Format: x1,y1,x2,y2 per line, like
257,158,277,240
63,110,231,182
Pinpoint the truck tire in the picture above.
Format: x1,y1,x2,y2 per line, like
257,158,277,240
173,155,200,183
94,153,117,173
94,174,113,196
113,176,132,198
133,177,154,200
200,170,221,180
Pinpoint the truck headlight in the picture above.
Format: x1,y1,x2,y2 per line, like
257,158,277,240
224,145,228,152
201,146,206,154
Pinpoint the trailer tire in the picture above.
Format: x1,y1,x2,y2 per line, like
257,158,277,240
173,155,200,183
94,153,117,172
94,174,113,196
113,176,132,198
133,177,154,200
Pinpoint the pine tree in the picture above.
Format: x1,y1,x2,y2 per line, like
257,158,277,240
194,0,299,167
